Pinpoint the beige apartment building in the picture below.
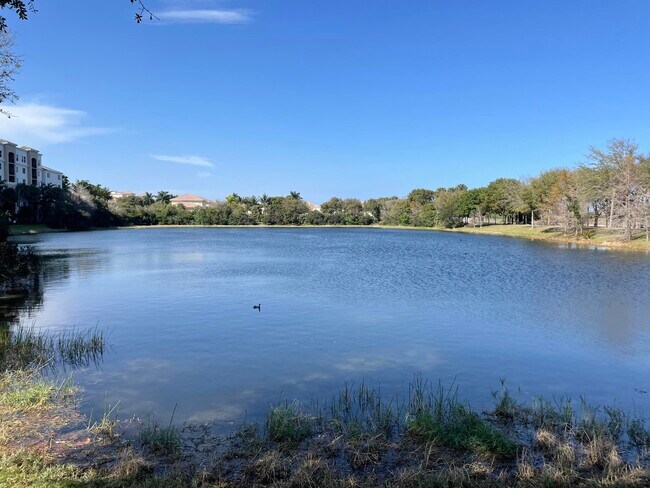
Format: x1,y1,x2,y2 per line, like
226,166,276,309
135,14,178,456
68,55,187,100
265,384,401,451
0,140,64,188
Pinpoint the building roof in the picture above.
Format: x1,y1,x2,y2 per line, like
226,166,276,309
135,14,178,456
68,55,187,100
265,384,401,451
171,194,207,202
305,201,321,212
42,166,63,174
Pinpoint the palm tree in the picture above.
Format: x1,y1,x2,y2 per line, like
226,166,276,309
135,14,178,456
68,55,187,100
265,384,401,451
242,195,259,207
226,193,242,204
142,192,155,206
156,191,172,204
260,193,271,207
288,191,302,200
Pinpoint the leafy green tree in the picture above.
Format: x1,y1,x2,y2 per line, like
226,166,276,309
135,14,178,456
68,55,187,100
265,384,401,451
304,210,325,225
407,189,436,205
484,178,524,224
14,183,39,223
528,169,564,225
0,210,9,242
363,199,382,222
0,182,16,216
458,187,486,226
433,189,465,228
384,199,412,226
414,203,438,227
320,197,344,224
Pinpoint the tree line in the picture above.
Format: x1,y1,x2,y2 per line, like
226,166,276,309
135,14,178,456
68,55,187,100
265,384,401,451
1,139,649,242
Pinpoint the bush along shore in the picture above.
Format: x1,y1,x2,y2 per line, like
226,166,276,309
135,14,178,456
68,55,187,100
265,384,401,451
0,326,648,488
3,138,650,250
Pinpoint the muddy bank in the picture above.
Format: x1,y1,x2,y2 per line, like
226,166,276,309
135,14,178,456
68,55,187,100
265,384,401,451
1,370,649,487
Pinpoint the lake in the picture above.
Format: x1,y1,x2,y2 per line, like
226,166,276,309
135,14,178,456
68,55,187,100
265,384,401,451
9,227,650,424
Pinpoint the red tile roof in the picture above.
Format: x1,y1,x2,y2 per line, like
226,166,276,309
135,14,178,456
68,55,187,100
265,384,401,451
171,194,207,202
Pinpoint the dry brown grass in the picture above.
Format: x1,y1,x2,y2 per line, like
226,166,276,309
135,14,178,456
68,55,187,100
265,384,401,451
345,433,387,469
1,371,649,487
111,446,153,480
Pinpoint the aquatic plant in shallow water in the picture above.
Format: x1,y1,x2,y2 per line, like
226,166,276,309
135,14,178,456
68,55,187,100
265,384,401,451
266,400,313,446
0,325,106,370
139,405,181,455
407,377,517,459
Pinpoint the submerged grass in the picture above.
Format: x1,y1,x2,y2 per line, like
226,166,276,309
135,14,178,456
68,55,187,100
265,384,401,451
407,378,517,459
326,381,402,439
0,325,106,370
139,405,181,455
0,370,648,487
87,396,121,440
266,400,313,446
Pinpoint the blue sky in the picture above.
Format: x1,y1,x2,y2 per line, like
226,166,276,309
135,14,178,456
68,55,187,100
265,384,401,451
1,0,649,202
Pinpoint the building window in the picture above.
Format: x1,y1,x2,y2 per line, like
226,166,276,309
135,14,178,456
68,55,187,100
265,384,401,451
58,174,61,180
8,152,14,182
47,172,51,177
22,167,26,174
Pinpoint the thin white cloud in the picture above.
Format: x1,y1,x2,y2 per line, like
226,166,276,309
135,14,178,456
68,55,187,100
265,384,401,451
196,171,213,178
158,9,251,24
0,102,110,144
150,154,214,168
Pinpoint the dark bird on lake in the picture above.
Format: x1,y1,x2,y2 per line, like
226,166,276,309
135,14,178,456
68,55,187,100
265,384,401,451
253,304,261,311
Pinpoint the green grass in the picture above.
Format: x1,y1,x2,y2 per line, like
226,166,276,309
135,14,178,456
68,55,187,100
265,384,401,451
1,371,648,487
0,454,84,488
0,376,53,410
0,452,191,487
86,397,121,439
8,225,63,236
408,379,517,459
408,403,516,459
440,224,650,250
627,418,650,447
266,401,313,446
139,407,181,455
326,382,401,439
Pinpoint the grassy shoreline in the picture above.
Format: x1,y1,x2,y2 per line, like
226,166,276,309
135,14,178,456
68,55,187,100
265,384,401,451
1,363,648,487
433,224,650,251
0,323,648,485
8,224,66,236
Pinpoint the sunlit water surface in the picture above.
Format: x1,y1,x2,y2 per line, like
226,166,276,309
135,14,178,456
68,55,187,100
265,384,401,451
10,228,650,423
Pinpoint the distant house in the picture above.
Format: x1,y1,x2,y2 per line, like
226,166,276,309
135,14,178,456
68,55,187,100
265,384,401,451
110,191,135,199
170,194,209,209
305,201,321,212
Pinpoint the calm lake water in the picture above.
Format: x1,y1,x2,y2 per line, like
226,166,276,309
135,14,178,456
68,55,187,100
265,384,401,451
9,228,650,424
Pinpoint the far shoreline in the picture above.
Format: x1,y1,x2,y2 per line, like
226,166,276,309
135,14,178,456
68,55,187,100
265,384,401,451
10,223,650,252
119,223,650,252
